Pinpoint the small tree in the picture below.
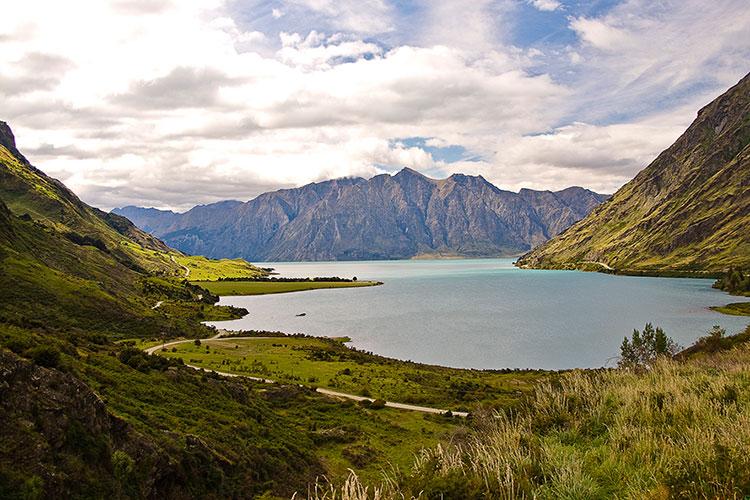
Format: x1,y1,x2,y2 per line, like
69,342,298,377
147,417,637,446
619,323,679,370
194,339,202,347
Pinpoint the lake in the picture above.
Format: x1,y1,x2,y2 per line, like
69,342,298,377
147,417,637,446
207,259,750,370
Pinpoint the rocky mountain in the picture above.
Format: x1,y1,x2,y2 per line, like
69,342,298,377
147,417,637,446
114,170,608,261
517,72,750,273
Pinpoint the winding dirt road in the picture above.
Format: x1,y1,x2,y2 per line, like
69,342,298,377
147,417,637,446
146,335,468,417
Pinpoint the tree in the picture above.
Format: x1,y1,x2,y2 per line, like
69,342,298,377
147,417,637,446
619,323,679,370
194,339,202,347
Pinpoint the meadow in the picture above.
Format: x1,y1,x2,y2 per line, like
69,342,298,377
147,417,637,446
159,336,547,412
174,254,267,280
193,279,382,296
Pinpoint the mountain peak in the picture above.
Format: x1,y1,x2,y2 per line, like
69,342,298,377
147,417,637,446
0,121,27,164
394,167,426,178
0,121,16,150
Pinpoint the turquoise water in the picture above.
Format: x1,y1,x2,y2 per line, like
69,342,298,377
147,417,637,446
208,259,750,370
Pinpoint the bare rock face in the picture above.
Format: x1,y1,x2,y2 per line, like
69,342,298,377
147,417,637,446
115,171,607,261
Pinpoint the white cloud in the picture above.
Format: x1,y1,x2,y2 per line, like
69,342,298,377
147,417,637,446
527,0,561,12
1,0,749,212
284,0,393,34
569,16,629,50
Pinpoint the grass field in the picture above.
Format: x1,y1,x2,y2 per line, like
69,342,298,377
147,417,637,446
159,336,546,411
275,399,459,485
711,302,750,316
193,279,382,296
174,255,267,280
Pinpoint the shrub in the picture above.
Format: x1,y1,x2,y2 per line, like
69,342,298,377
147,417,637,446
370,399,386,410
619,323,679,369
26,345,61,368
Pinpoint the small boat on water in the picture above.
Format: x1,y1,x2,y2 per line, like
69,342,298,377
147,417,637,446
296,312,306,317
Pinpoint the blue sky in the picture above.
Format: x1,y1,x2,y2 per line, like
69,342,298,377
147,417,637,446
1,0,749,210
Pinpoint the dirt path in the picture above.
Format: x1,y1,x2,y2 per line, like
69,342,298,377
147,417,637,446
580,260,615,271
170,255,190,278
145,335,468,417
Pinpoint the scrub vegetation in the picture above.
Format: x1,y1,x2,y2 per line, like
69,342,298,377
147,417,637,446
314,325,750,499
159,336,546,412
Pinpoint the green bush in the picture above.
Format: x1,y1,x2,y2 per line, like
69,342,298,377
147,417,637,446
26,345,61,368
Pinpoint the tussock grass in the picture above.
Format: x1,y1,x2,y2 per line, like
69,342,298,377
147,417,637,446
318,339,750,499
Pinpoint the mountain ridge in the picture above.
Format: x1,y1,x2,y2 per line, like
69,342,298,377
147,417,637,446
115,170,608,261
517,72,750,272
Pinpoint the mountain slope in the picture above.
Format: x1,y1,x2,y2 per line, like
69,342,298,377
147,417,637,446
115,170,607,261
0,121,177,274
517,72,750,272
0,123,330,497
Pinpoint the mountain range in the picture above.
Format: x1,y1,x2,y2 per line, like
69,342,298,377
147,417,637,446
114,171,608,261
517,71,750,272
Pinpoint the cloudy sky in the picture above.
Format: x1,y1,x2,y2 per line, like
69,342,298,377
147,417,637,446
2,0,749,211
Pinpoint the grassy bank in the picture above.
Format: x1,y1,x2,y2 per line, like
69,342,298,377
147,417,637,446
193,279,382,296
317,325,750,499
158,336,547,412
712,302,750,316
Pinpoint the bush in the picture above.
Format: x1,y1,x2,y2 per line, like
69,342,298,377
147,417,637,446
26,345,61,368
370,399,386,410
619,323,679,369
713,267,750,294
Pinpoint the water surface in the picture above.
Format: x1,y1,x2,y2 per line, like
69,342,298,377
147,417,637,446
208,259,750,370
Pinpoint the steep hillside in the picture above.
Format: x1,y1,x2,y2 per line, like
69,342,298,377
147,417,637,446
115,170,607,261
0,123,329,497
517,73,750,272
0,121,177,275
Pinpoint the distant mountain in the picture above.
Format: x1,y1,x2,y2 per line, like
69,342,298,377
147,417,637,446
517,72,750,272
114,171,608,261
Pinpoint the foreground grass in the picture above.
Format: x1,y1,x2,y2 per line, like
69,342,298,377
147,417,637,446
320,329,750,499
159,336,545,411
193,280,382,296
175,255,267,281
712,302,750,316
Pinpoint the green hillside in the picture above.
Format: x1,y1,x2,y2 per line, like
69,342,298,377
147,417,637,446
517,73,750,273
0,123,456,498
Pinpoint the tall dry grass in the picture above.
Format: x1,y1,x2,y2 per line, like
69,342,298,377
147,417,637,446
307,342,750,499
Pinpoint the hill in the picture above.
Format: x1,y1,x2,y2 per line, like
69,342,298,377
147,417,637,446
517,72,750,272
114,171,608,261
0,122,342,497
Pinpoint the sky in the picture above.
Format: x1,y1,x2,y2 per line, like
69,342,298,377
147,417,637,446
1,0,749,211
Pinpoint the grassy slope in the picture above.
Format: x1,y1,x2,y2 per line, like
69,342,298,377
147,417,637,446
194,279,381,295
517,73,750,272
159,337,545,411
332,326,750,499
0,131,467,497
174,254,267,280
